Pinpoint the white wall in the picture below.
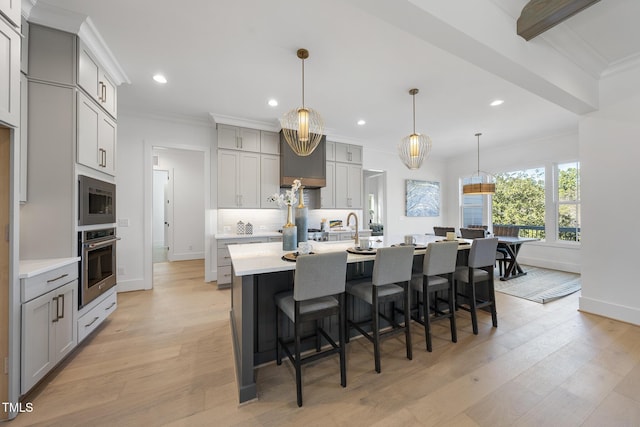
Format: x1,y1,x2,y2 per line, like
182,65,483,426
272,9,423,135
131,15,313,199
363,147,448,243
117,113,213,291
444,131,581,273
154,148,205,261
579,64,640,325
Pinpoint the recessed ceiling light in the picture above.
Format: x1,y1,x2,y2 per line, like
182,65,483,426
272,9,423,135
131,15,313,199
490,99,504,106
268,99,278,107
153,74,167,84
357,119,366,126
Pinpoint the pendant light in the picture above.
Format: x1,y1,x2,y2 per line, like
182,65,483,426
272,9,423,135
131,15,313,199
462,132,495,195
398,88,431,169
280,48,324,157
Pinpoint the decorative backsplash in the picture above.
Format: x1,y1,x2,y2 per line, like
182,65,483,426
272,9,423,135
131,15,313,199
218,208,363,234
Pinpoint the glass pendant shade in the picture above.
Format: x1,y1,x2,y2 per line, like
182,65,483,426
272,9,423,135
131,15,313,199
280,49,324,157
463,133,495,195
398,88,431,169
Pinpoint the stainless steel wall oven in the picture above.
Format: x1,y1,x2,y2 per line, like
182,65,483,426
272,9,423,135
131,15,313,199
78,228,118,308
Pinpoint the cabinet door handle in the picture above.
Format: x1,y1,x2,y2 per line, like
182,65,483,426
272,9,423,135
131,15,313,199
52,296,59,323
102,82,107,103
236,136,240,148
58,293,65,319
103,149,107,167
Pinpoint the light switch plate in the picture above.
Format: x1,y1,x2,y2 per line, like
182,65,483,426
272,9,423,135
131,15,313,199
117,219,130,227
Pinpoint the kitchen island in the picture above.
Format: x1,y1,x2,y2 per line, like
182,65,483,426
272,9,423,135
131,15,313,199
227,235,464,403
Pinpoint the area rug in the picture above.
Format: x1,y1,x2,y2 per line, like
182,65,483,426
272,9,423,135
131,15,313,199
494,265,581,304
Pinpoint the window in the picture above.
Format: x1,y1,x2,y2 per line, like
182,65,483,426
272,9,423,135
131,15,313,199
461,177,487,227
492,167,546,239
557,162,580,242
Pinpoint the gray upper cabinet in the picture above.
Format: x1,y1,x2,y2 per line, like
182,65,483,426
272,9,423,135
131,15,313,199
78,40,117,119
28,24,76,86
334,142,362,164
260,131,280,154
217,124,260,152
0,0,21,28
0,15,20,127
77,91,116,176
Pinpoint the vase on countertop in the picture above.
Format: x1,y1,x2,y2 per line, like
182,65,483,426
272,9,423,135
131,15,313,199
282,205,297,251
295,186,308,243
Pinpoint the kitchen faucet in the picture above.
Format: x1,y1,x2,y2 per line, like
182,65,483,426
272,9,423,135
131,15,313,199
346,212,359,246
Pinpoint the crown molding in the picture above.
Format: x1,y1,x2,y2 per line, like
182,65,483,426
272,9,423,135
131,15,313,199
209,113,281,132
23,0,130,85
601,52,640,79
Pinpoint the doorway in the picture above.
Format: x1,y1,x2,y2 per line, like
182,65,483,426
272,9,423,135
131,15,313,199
152,169,169,263
363,170,386,236
150,147,206,287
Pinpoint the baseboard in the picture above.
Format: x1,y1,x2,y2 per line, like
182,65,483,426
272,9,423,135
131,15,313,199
169,252,205,262
116,278,149,292
517,256,580,274
579,296,640,326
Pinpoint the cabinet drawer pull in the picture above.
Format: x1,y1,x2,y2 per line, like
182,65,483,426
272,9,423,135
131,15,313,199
85,317,100,328
47,273,68,283
224,273,231,277
224,256,231,259
105,302,116,310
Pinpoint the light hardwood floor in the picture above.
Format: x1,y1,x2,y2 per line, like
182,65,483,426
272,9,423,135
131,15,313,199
10,260,640,426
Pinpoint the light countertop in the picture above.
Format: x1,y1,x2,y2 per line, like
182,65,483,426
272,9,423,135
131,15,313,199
19,257,80,279
214,232,282,239
227,235,470,276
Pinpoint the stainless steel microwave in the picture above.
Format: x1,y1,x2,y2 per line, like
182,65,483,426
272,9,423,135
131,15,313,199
78,175,116,225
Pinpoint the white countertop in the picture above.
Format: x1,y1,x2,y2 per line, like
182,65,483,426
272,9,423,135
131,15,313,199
19,257,80,279
214,231,282,239
227,235,469,276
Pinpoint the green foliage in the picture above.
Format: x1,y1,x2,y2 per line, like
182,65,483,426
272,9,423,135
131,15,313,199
492,169,545,227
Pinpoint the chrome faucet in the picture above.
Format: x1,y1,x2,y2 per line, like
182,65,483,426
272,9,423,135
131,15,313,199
346,212,359,246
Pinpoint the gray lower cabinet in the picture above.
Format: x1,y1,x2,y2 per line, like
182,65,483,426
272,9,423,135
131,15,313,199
21,275,77,395
217,237,278,287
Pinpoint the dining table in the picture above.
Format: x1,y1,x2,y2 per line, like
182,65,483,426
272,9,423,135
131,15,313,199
495,236,538,281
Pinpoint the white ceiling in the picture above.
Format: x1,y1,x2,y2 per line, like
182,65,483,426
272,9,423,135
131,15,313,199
28,0,640,159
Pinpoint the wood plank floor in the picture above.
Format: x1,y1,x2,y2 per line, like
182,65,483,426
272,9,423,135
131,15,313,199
11,260,640,426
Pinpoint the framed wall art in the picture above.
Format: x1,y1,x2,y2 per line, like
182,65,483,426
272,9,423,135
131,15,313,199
406,179,440,217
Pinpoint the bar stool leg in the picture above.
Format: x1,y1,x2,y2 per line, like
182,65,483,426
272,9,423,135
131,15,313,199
339,294,346,387
423,281,432,352
372,289,381,373
295,317,303,407
404,281,412,360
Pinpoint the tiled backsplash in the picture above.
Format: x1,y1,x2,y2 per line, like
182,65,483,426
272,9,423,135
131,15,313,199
218,209,364,234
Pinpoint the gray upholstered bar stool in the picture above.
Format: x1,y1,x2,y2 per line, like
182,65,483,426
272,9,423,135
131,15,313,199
410,240,459,352
346,245,414,373
454,237,499,335
274,251,348,407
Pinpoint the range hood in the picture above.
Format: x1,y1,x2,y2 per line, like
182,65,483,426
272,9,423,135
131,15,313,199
279,131,326,188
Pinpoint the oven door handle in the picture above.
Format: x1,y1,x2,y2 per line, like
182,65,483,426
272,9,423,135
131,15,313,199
84,237,121,249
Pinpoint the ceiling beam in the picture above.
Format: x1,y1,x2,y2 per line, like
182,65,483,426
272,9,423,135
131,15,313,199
517,0,601,41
